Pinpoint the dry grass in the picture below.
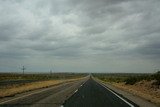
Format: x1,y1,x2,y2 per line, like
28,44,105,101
113,80,160,105
0,78,82,98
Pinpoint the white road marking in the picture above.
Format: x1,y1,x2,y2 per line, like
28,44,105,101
100,82,135,107
74,89,78,93
73,79,88,95
0,78,89,105
82,81,86,86
60,105,64,107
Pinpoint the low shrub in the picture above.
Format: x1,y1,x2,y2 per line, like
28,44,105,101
124,77,138,85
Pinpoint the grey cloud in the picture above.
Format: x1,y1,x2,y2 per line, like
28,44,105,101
81,25,107,35
0,0,160,72
133,40,160,58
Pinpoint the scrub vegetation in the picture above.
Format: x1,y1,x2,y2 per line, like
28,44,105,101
0,73,87,98
93,72,160,85
93,72,160,105
0,73,87,81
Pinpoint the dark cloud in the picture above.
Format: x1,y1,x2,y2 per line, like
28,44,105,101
0,0,160,72
133,40,160,58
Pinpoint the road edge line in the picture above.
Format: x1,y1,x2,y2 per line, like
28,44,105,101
95,79,135,107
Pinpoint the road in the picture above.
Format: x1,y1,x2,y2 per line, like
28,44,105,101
63,78,138,107
0,78,87,107
0,77,138,107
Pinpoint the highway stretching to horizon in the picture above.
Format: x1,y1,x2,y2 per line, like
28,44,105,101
63,77,137,107
0,76,139,107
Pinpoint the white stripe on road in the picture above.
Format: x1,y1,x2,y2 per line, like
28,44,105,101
0,78,89,105
74,89,78,93
100,82,134,107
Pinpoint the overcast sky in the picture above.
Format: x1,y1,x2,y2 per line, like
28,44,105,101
0,0,160,73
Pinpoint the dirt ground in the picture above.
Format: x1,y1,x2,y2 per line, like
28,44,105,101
113,80,160,105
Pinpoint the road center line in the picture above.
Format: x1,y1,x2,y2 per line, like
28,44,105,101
74,89,78,93
0,79,88,105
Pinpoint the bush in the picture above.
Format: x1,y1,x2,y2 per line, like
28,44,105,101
152,71,160,85
93,72,160,85
124,77,138,85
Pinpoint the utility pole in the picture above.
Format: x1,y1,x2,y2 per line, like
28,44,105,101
21,66,26,75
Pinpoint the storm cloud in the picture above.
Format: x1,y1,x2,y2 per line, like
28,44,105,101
0,0,160,73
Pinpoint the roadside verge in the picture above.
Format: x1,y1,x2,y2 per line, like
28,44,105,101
0,77,86,98
94,78,158,107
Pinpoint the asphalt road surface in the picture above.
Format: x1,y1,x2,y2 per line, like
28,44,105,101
63,78,138,107
0,78,87,107
0,77,138,107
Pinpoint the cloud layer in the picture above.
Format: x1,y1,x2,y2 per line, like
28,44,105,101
0,0,160,73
